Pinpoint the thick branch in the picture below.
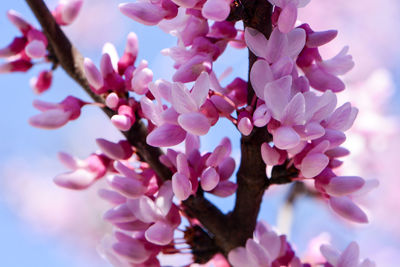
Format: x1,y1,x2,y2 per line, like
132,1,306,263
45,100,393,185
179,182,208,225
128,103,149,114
229,0,273,249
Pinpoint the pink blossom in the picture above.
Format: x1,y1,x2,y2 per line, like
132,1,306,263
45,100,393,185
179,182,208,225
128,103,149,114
29,96,86,129
228,221,300,267
2,0,382,265
202,0,233,21
96,139,133,160
84,34,152,95
7,10,32,34
145,72,213,147
30,70,53,94
0,10,49,74
53,0,84,26
119,1,171,26
297,24,354,92
0,59,33,73
0,37,27,58
159,136,236,200
54,152,111,190
245,27,306,64
268,0,311,33
320,242,376,267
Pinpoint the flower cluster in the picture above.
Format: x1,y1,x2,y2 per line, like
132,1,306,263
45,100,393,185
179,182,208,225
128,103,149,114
244,2,375,223
228,221,301,267
1,0,379,265
0,0,83,93
84,32,153,131
228,221,376,267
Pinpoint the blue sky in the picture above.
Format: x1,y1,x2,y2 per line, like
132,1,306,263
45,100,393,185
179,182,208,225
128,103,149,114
1,0,400,266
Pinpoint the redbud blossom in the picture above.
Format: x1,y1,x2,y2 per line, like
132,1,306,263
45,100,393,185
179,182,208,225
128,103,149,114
29,96,86,129
53,0,83,26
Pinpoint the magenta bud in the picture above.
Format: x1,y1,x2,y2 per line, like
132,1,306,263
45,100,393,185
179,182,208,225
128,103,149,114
0,37,27,58
30,70,53,94
84,57,104,91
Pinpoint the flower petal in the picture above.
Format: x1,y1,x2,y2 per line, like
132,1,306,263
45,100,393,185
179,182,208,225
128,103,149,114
147,124,187,147
261,142,281,166
264,75,292,120
191,71,210,108
277,3,298,33
53,168,97,190
337,242,360,267
172,173,192,201
202,0,231,21
324,176,365,197
265,28,287,63
210,180,237,197
112,236,150,263
281,92,306,125
250,59,273,99
178,112,211,136
286,28,306,58
29,109,72,129
300,153,329,178
109,175,146,198
244,27,269,58
329,196,368,223
201,167,220,191
273,126,300,150
119,2,166,26
228,247,251,267
96,139,133,160
145,221,174,245
171,83,198,113
320,244,340,266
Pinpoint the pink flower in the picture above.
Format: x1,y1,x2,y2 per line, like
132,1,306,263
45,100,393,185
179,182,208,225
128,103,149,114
96,138,133,160
228,221,299,267
159,136,236,200
53,0,84,26
245,27,306,64
119,1,175,26
311,167,376,223
297,24,354,92
30,70,53,94
84,34,152,95
268,0,310,33
320,242,376,267
145,72,214,147
54,152,111,190
29,96,86,129
0,10,49,73
118,32,139,75
0,37,27,58
7,10,32,34
111,105,136,131
0,58,33,73
202,0,233,21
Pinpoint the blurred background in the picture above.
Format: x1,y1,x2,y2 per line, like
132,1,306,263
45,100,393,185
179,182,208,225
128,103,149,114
0,0,400,266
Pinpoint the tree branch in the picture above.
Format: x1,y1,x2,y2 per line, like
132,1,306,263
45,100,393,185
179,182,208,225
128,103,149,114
228,0,274,250
25,0,299,261
25,0,230,258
